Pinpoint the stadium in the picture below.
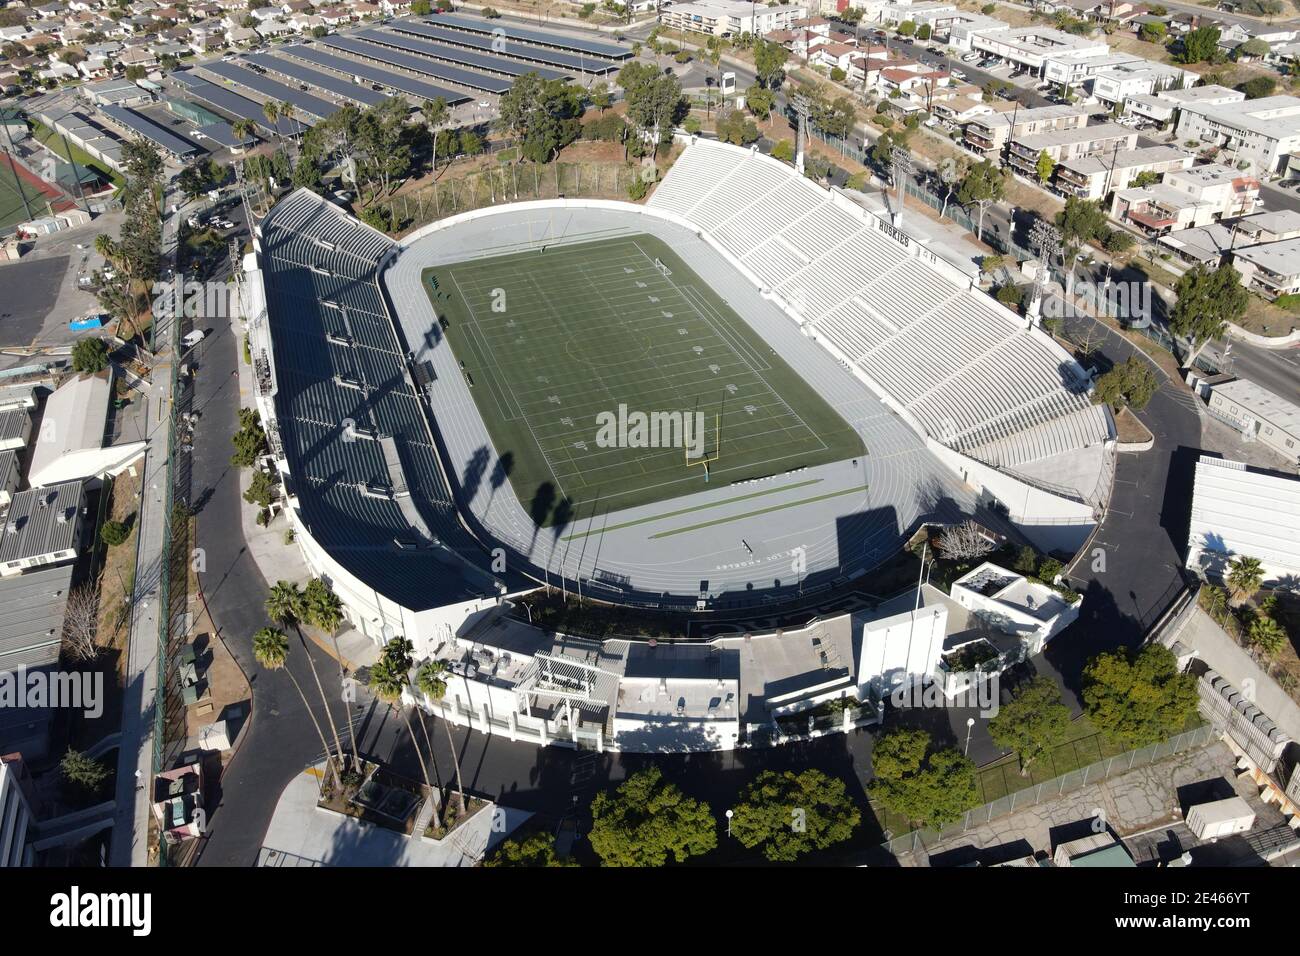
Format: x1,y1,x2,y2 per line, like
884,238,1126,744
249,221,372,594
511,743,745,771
243,136,1115,657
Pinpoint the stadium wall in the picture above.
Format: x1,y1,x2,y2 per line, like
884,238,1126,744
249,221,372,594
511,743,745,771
399,195,1100,552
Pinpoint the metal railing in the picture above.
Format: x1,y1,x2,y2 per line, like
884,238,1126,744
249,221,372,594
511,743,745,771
879,723,1217,857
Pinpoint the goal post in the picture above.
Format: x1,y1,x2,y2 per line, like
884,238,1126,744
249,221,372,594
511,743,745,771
685,412,721,471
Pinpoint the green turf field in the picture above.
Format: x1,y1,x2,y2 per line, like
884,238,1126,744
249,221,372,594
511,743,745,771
425,233,866,522
0,166,48,230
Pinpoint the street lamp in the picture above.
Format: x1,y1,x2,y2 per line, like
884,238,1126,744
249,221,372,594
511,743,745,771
725,808,734,836
964,716,975,756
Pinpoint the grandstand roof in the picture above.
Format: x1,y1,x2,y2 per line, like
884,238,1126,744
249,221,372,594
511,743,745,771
1187,455,1300,583
646,138,1112,480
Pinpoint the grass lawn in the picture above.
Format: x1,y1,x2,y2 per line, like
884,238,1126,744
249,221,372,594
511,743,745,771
427,233,866,521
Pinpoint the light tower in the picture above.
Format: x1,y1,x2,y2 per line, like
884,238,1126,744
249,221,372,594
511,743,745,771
792,93,811,175
1028,219,1062,328
889,145,914,230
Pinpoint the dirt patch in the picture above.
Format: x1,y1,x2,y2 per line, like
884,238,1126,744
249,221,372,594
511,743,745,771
1115,406,1154,444
95,466,141,681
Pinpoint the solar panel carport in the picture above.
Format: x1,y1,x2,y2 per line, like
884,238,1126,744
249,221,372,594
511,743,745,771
355,27,570,82
322,34,513,95
98,104,201,159
172,71,305,136
244,52,390,107
393,19,619,74
284,43,471,104
200,60,339,121
424,12,632,58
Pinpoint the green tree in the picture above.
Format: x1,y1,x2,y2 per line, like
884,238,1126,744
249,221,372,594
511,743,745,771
99,519,129,547
1035,149,1055,184
1139,21,1166,43
496,73,585,163
868,729,979,829
61,747,110,792
1082,644,1199,749
370,638,436,802
421,96,449,175
230,406,267,467
1170,263,1249,359
483,831,576,867
897,20,916,36
72,337,109,373
1091,355,1159,411
1236,38,1270,61
1177,26,1221,64
917,23,932,40
1248,616,1288,657
745,83,776,120
589,766,717,866
1237,74,1275,99
242,469,276,509
988,677,1071,775
302,577,360,773
772,138,795,162
731,769,860,861
1226,555,1264,604
252,627,341,788
618,61,685,150
957,160,1005,242
415,658,467,818
753,38,789,89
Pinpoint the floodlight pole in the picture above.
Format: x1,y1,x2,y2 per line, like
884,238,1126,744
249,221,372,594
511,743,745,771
792,93,811,175
1028,219,1061,328
890,145,913,230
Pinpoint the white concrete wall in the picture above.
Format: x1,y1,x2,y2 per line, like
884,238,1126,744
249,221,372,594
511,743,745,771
857,604,947,699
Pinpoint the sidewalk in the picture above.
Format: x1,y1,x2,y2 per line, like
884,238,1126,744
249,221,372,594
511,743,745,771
227,287,381,673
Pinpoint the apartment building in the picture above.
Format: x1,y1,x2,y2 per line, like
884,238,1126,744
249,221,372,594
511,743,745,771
1125,83,1244,125
963,102,1092,157
1007,122,1137,177
970,26,1108,75
1054,145,1193,200
1112,163,1259,235
658,0,809,37
1176,94,1300,177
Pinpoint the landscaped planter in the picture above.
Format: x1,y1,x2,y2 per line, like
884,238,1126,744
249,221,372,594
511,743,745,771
422,793,492,843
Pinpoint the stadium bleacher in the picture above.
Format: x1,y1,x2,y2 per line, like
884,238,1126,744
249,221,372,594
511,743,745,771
648,139,1112,471
257,190,499,610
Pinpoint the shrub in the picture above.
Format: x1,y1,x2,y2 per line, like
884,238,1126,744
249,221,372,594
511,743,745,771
1037,557,1063,583
627,178,648,201
99,520,129,547
72,337,109,373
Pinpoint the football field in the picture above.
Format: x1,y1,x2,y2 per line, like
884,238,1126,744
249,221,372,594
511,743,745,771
425,233,866,522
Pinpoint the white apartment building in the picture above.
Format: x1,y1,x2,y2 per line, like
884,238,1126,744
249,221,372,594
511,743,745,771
1007,122,1137,176
1175,95,1300,177
1112,163,1259,235
1231,237,1300,299
1054,145,1193,200
970,26,1108,75
1088,61,1197,107
1125,84,1244,125
950,562,1081,656
658,0,809,37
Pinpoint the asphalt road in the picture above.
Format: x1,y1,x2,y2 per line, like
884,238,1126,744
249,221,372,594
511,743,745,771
1201,336,1300,407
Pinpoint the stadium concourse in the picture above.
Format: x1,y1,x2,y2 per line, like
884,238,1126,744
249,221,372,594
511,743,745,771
245,138,1114,657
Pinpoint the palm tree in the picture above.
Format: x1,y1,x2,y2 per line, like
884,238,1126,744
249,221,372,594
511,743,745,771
302,577,359,773
279,100,298,152
1248,616,1287,657
369,639,437,819
231,117,255,147
416,659,466,816
421,96,448,177
265,580,348,778
1226,556,1264,605
92,233,144,343
262,99,279,141
252,627,340,788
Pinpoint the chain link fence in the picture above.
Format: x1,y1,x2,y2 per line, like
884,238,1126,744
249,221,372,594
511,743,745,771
879,723,1217,857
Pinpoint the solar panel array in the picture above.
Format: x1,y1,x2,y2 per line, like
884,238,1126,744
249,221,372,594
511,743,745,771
323,33,514,94
425,11,632,58
99,104,200,157
393,19,619,74
172,71,302,136
243,51,390,107
200,60,338,121
279,44,470,104
355,27,568,81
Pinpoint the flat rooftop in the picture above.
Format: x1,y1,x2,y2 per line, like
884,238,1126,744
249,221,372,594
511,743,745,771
1213,378,1300,433
1181,94,1300,141
1058,145,1190,176
1014,121,1133,150
1230,235,1300,279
